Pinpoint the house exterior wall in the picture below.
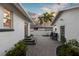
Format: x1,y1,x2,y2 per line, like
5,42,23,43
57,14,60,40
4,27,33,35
30,27,53,36
31,30,52,36
53,7,79,42
0,4,27,55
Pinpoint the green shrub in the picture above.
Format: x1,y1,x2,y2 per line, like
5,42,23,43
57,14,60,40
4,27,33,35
71,47,79,56
67,39,79,47
56,39,79,56
61,36,66,44
5,40,27,56
56,44,72,56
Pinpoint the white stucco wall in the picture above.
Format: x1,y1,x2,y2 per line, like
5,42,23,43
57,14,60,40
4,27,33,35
30,28,52,36
31,30,52,36
53,7,79,42
0,6,4,28
0,5,26,55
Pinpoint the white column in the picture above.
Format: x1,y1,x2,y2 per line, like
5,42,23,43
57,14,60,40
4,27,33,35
27,23,30,36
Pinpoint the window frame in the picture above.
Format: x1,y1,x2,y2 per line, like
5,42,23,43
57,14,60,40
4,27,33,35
0,7,14,32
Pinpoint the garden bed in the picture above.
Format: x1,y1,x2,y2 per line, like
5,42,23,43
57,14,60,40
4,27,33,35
5,40,27,56
56,39,79,56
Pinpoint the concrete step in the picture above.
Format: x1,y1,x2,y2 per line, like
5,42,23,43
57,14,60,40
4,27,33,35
24,39,35,42
26,42,36,45
24,38,32,40
23,39,36,45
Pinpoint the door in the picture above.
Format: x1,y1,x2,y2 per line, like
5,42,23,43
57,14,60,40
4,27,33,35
60,26,66,42
24,23,28,37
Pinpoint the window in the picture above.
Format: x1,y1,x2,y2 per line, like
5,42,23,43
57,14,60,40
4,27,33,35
60,19,63,21
3,8,13,29
0,8,14,32
60,26,65,37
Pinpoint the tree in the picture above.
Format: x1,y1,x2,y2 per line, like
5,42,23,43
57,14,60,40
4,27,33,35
38,16,44,24
38,12,55,25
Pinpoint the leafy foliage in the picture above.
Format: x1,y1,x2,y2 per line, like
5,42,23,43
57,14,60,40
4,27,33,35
5,40,27,56
56,39,79,56
67,39,79,47
38,12,54,25
61,36,66,44
56,44,72,56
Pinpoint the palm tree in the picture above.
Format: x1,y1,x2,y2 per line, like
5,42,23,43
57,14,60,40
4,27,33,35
38,12,55,25
38,16,44,25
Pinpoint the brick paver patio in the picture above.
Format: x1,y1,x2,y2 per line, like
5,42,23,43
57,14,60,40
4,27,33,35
26,36,61,56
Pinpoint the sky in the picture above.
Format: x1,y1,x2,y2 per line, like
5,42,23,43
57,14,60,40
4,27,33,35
22,3,52,14
22,3,79,14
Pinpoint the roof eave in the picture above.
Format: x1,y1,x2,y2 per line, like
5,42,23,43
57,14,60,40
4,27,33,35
13,3,34,24
51,11,63,25
51,5,79,26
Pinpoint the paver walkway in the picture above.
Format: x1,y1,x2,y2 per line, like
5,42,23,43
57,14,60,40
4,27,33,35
26,36,61,56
